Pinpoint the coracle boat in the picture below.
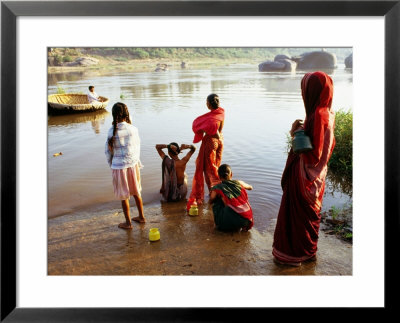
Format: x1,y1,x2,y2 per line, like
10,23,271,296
48,93,109,114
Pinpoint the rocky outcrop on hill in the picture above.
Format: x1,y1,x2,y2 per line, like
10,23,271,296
65,57,99,67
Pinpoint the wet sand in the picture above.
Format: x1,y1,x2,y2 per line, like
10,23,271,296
48,200,352,276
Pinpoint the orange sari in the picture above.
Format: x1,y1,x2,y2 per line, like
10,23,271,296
187,107,225,209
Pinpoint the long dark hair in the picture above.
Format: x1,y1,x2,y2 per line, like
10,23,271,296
108,102,131,148
207,93,220,110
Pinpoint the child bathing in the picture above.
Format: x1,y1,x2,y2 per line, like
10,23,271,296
156,143,196,202
209,164,254,232
105,102,146,229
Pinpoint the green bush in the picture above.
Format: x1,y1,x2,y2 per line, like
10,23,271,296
128,48,150,59
329,109,352,179
284,109,352,182
64,48,80,56
54,55,63,65
63,55,73,62
114,57,128,62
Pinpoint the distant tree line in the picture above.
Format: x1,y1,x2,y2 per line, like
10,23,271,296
50,47,352,62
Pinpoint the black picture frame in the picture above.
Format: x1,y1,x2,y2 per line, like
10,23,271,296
1,0,398,321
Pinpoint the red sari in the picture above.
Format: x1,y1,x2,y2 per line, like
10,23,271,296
272,71,336,264
187,107,225,209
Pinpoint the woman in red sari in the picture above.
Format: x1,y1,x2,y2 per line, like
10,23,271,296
186,94,225,210
272,71,336,266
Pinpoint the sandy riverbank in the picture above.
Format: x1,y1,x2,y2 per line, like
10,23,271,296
48,57,259,75
48,200,352,276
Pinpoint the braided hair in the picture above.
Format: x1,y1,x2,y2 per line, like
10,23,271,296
108,102,132,149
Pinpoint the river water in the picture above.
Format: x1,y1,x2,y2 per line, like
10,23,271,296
48,64,352,232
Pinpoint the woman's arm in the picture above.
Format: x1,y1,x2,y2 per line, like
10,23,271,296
155,144,167,159
209,190,218,204
238,180,253,190
105,140,113,167
290,119,304,137
180,144,197,163
218,120,224,133
210,121,224,139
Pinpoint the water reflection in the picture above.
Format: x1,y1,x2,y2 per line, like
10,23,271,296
258,74,301,94
297,68,336,75
48,109,110,134
48,65,353,228
160,200,187,218
177,81,196,95
326,171,353,197
48,69,121,86
48,71,87,85
344,69,353,83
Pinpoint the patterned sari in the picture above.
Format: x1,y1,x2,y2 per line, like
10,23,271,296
272,71,336,264
187,107,225,209
211,180,253,231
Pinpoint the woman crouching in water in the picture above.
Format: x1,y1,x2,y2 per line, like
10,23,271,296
105,102,146,229
209,164,254,232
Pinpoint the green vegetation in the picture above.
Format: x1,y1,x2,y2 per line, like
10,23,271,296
54,55,63,65
344,232,353,239
330,205,339,220
285,109,353,184
329,109,352,180
322,204,353,242
63,55,73,63
56,86,65,94
114,57,129,62
48,47,353,63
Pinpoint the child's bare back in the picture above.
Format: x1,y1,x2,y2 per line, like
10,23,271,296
156,143,196,201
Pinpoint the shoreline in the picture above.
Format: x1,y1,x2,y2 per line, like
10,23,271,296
47,56,353,275
48,57,260,74
48,201,352,276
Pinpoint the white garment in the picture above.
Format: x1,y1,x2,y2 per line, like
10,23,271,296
105,122,143,170
87,91,99,103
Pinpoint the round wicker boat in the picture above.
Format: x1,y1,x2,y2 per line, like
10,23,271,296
48,93,109,114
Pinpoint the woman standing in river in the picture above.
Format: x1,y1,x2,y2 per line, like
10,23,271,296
186,94,225,210
272,71,336,266
105,102,146,229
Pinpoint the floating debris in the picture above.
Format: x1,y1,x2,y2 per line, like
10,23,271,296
53,152,63,157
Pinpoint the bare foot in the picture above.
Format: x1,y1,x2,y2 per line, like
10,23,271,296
118,222,132,230
131,216,146,223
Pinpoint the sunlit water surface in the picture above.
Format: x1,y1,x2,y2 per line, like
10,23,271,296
48,64,352,231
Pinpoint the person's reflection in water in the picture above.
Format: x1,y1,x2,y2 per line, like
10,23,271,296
91,118,105,134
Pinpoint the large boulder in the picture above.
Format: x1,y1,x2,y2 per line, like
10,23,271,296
274,54,291,61
259,55,296,72
66,57,99,67
345,53,353,68
293,51,337,70
48,56,57,66
155,63,168,72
